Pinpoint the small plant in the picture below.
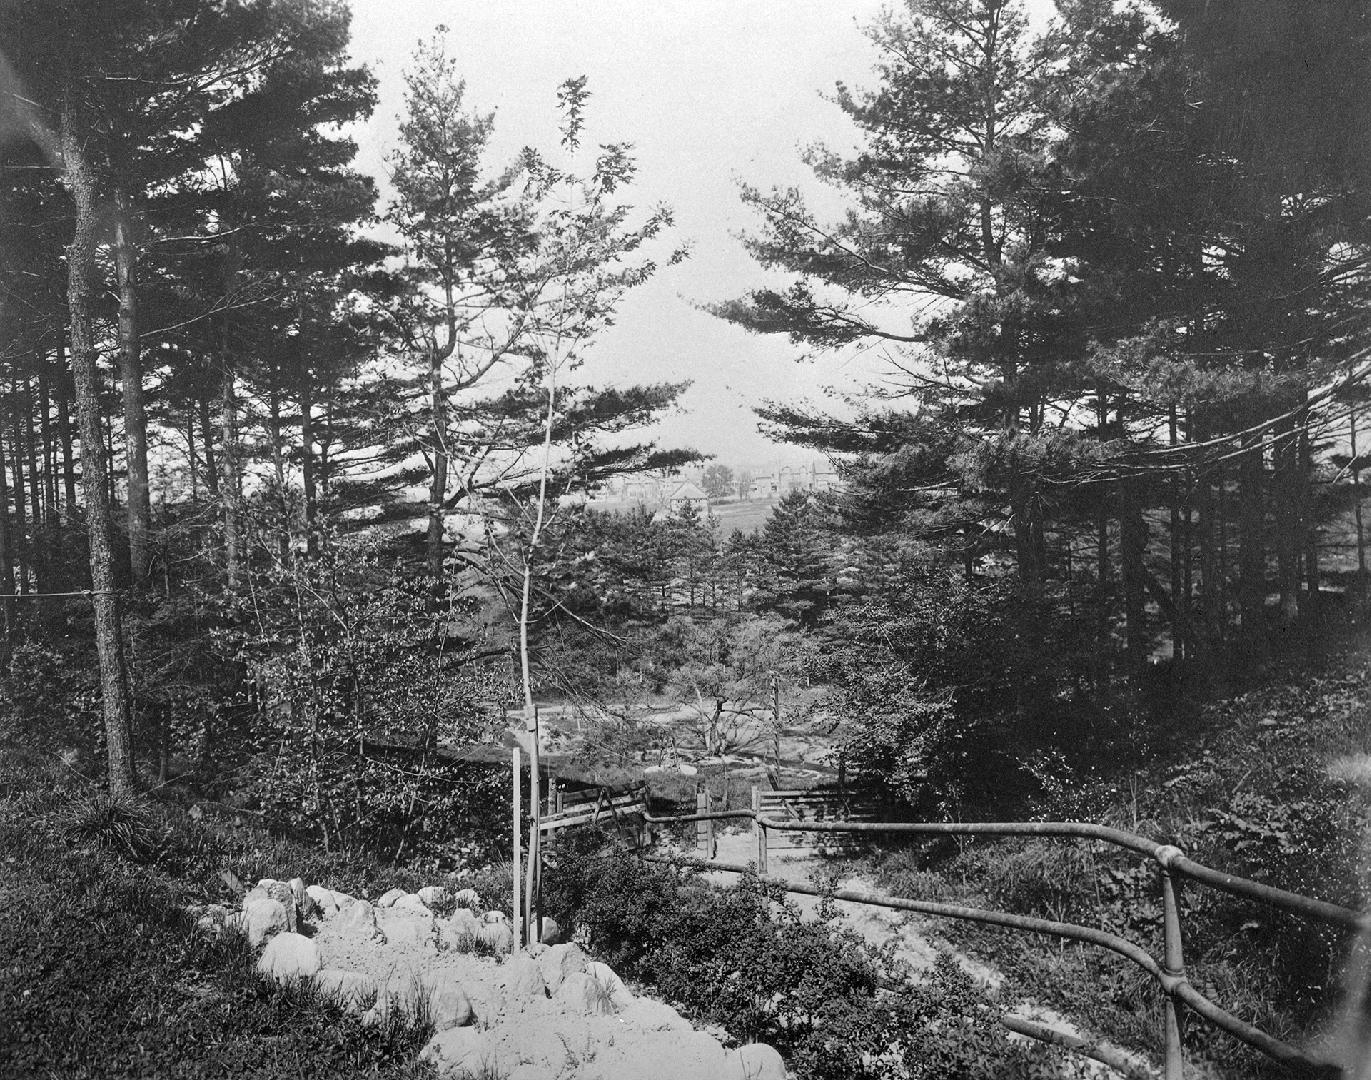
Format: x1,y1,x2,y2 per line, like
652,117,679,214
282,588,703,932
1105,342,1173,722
56,790,159,860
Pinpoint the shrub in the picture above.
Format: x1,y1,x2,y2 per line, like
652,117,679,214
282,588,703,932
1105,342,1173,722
543,848,1079,1078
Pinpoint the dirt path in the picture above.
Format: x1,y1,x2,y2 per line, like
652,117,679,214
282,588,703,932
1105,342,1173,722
689,830,1158,1080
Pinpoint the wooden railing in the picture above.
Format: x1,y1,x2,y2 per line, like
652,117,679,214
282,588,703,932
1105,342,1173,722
639,804,1360,1080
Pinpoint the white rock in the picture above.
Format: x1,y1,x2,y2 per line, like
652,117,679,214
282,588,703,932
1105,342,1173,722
501,953,548,1001
416,885,450,908
256,932,321,981
537,915,563,944
581,1030,728,1080
419,971,474,1030
329,889,356,908
621,997,692,1032
445,908,482,941
392,892,430,915
420,1027,493,1075
452,888,481,910
288,877,307,907
585,961,635,1010
553,971,616,1015
378,908,435,948
338,899,376,933
483,909,508,924
376,887,407,908
477,921,514,954
313,968,377,1013
240,896,289,947
536,943,587,992
730,1043,787,1080
305,885,338,916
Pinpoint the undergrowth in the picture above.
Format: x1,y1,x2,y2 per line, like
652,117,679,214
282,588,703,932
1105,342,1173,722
0,751,438,1079
544,840,1088,1079
866,642,1371,1080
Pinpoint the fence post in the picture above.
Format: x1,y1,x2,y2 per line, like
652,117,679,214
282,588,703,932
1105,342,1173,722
752,785,768,875
696,782,714,858
511,746,521,954
1159,854,1187,1080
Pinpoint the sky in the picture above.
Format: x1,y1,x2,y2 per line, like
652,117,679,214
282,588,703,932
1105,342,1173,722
345,0,893,470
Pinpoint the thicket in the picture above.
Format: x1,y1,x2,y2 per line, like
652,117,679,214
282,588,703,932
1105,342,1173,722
543,844,1083,1080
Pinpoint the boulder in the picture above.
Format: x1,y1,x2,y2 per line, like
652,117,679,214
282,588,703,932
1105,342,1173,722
553,971,617,1016
502,953,548,1001
420,1027,494,1075
240,896,289,947
620,997,692,1033
580,1030,728,1080
477,921,514,954
329,889,356,908
338,899,376,934
364,971,424,1026
585,961,635,1010
536,943,587,992
313,968,377,1013
452,887,481,910
392,892,430,915
483,909,509,924
445,908,482,941
376,887,407,908
305,885,339,917
256,932,321,982
419,971,474,1030
730,1043,787,1080
265,881,298,933
377,908,435,948
538,915,563,944
416,885,450,908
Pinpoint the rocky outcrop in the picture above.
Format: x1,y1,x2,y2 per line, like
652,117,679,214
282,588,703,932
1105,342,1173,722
218,878,787,1080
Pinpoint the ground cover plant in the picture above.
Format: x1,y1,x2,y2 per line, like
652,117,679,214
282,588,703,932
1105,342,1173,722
864,633,1371,1080
0,749,445,1080
543,842,1087,1079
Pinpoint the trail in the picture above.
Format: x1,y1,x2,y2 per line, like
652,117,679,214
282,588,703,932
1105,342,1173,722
689,830,1159,1080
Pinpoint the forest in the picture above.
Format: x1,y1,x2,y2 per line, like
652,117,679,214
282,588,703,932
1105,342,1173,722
2,1,1371,1077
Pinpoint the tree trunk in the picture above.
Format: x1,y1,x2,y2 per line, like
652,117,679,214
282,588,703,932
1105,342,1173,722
56,350,76,517
198,393,219,499
113,189,152,585
1352,399,1367,606
267,384,290,563
1299,422,1319,616
38,360,56,521
22,376,43,593
1237,436,1267,657
1120,474,1148,674
426,347,449,580
301,377,318,556
9,380,28,595
62,104,136,796
220,368,241,589
1272,416,1300,624
0,418,14,639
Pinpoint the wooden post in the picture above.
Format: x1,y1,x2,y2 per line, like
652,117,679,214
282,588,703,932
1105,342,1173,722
696,782,714,858
511,746,521,953
752,785,768,876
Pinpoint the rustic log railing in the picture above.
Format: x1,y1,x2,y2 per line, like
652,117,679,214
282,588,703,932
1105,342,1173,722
640,804,1360,1080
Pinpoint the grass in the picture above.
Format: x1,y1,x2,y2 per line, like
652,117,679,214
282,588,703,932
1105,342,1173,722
0,747,438,1079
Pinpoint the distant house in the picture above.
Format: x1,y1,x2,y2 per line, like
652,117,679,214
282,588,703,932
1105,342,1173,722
666,481,709,514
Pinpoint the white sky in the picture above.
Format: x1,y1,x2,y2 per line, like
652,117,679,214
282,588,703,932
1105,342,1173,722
345,0,896,470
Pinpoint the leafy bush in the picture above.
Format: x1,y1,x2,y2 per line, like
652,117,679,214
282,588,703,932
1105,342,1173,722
543,847,1080,1079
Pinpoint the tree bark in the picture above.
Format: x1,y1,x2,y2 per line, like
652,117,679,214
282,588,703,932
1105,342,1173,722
1352,399,1367,606
56,348,76,517
300,376,318,556
1237,436,1267,657
426,346,449,580
113,189,152,584
1120,474,1148,674
62,103,136,796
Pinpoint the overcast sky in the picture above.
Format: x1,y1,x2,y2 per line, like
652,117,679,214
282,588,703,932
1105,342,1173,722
345,0,893,470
